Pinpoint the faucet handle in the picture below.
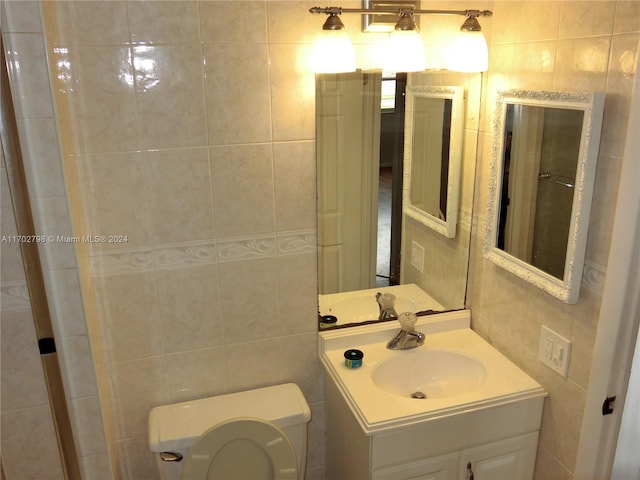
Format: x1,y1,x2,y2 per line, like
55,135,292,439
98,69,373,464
398,312,417,331
376,292,398,320
376,292,396,308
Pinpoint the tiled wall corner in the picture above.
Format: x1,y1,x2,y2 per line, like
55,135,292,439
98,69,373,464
1,0,112,478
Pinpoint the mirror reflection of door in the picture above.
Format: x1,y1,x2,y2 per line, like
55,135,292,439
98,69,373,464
378,72,406,287
316,71,381,294
316,71,406,294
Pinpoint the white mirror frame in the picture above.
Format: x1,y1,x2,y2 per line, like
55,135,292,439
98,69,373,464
484,90,605,304
403,85,464,239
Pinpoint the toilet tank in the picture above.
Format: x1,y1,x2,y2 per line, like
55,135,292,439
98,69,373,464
149,383,311,480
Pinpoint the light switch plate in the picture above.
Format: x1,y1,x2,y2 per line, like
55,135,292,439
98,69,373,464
411,241,425,273
538,325,571,377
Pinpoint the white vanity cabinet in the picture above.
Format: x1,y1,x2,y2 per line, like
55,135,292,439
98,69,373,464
321,311,547,480
457,434,539,480
326,373,543,480
372,433,539,480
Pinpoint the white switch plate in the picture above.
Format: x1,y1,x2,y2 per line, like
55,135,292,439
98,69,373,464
411,241,425,273
538,325,571,377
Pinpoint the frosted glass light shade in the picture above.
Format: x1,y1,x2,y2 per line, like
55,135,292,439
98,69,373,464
312,30,356,73
383,30,426,72
446,30,489,72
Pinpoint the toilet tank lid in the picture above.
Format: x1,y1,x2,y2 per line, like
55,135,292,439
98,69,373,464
148,383,311,453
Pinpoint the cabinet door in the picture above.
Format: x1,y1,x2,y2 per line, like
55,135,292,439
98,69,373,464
460,432,539,480
373,452,458,480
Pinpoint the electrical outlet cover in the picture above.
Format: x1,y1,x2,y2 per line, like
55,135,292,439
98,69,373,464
538,325,571,377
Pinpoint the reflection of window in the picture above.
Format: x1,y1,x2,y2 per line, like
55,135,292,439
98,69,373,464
381,71,396,110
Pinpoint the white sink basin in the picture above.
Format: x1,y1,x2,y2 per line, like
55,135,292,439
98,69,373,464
372,349,487,399
319,310,546,432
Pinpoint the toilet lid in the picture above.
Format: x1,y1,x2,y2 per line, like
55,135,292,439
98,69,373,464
181,417,298,480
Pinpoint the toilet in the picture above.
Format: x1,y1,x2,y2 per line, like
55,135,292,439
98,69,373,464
149,383,311,480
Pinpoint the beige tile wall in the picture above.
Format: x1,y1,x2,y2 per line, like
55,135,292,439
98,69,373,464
468,1,639,479
40,1,322,478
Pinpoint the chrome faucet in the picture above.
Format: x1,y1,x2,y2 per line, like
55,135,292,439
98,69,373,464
376,292,398,320
387,312,425,350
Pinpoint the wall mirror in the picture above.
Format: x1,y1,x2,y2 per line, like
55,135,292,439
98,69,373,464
316,71,482,328
403,86,464,238
484,90,604,304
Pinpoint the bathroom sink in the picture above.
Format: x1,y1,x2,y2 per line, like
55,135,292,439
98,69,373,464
319,310,546,432
371,349,487,399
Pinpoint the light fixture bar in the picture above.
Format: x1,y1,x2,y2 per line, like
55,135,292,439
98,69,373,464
309,4,492,73
415,9,491,16
309,6,492,18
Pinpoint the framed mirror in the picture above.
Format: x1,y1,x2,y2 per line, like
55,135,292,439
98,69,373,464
316,70,483,328
403,86,464,238
484,90,604,304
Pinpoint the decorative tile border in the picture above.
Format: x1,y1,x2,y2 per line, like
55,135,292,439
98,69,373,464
277,230,316,256
459,207,473,233
154,241,217,268
471,210,485,231
90,247,155,277
1,280,31,312
582,260,606,296
88,230,317,276
217,235,276,263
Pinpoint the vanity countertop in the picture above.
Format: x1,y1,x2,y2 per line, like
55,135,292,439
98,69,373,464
318,283,445,327
319,309,546,434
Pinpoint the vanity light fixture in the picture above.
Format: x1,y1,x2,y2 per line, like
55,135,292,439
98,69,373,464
312,10,357,73
446,14,489,72
309,4,492,73
383,12,426,72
